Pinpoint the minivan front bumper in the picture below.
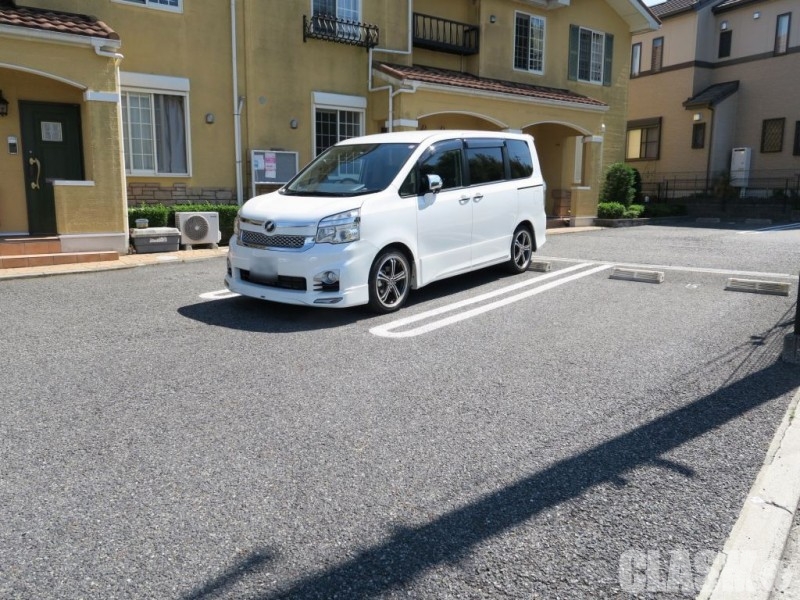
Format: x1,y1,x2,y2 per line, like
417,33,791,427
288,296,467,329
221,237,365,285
225,235,375,308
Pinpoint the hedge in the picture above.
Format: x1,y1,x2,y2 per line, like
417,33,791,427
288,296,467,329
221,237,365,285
128,203,238,246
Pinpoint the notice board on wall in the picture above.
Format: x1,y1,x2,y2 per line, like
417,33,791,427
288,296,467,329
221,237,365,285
250,150,299,195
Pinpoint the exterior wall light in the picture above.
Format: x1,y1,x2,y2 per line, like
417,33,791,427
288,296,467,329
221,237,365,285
205,113,215,124
720,21,728,30
489,15,497,24
693,113,702,121
290,118,298,129
0,90,9,117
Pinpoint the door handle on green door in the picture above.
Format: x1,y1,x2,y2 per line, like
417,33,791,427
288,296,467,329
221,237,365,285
28,156,41,190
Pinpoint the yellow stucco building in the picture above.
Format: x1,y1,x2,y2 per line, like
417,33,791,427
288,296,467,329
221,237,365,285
0,0,657,261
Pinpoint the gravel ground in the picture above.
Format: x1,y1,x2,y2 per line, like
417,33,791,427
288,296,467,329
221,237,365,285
1,224,798,599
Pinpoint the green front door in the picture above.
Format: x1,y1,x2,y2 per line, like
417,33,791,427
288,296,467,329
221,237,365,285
20,102,84,235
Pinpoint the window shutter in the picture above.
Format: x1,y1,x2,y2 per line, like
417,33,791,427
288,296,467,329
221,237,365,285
568,24,579,81
603,33,614,86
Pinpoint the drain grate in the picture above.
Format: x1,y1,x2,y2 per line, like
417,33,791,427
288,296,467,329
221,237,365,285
725,278,790,296
610,267,665,284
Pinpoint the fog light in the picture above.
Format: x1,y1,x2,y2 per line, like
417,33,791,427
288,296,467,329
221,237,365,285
314,270,339,285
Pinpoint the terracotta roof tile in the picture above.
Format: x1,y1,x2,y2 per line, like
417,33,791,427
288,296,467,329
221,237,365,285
376,63,607,109
0,3,118,40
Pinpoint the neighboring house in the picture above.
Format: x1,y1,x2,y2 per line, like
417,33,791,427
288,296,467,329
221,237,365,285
626,0,800,197
0,0,657,260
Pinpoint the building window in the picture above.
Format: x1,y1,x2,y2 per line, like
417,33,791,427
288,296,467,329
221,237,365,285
651,37,664,72
692,123,706,149
514,12,546,74
116,0,182,12
626,117,661,160
121,91,188,175
631,42,641,77
794,121,800,156
315,109,362,155
718,30,732,58
775,13,791,55
568,25,613,86
313,0,359,21
760,118,785,153
311,0,363,40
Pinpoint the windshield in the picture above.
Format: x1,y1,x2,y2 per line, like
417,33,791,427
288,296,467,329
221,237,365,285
283,143,418,196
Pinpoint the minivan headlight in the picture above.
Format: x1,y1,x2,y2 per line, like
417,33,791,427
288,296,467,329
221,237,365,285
316,209,360,244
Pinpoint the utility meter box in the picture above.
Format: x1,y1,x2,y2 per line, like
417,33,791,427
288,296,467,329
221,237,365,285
130,227,181,254
730,147,751,187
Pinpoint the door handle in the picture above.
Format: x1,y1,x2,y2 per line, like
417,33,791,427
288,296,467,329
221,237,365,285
473,193,484,203
459,196,470,205
28,156,41,190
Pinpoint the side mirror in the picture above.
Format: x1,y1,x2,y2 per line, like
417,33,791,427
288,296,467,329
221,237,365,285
425,174,443,193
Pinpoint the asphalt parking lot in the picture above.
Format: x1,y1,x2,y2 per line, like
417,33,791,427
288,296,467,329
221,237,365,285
1,222,798,599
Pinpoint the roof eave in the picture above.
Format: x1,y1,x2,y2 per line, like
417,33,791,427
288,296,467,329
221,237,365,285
0,23,120,49
608,0,660,33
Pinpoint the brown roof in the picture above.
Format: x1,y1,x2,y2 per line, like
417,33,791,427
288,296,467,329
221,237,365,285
0,2,118,40
648,0,721,18
683,80,739,107
376,63,607,109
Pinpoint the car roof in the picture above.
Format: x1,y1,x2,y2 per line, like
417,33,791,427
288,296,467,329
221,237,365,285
338,130,531,146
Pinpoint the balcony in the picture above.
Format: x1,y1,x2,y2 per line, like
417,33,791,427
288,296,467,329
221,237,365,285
303,14,379,49
413,13,479,56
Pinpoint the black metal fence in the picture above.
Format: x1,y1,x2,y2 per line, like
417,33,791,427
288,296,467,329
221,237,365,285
638,169,800,202
635,169,800,219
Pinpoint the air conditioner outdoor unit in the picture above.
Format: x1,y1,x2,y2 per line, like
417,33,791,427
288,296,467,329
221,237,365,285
175,212,222,249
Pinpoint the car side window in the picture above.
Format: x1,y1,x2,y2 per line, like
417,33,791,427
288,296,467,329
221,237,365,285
466,145,504,185
400,140,463,195
507,140,534,179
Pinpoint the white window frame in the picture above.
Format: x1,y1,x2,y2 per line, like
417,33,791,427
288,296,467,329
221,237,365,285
631,42,641,77
120,72,191,177
311,0,361,21
113,0,183,13
312,92,365,156
577,27,605,84
513,11,546,75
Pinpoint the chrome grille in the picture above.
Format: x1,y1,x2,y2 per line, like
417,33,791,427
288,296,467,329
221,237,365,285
240,229,307,249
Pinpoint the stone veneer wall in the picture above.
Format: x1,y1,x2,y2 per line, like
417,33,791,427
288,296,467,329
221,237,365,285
127,183,236,206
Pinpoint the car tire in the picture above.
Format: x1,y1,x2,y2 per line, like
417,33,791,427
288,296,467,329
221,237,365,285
368,249,411,314
507,225,533,273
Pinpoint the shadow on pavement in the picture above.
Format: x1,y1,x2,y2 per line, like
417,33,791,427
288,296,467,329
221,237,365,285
181,314,800,599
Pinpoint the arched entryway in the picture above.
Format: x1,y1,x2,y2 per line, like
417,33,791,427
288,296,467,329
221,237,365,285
416,111,505,132
525,122,592,220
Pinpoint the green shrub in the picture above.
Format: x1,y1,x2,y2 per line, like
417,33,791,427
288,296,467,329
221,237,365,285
599,163,637,206
128,204,169,228
597,202,626,219
632,168,643,203
128,203,239,245
623,204,645,219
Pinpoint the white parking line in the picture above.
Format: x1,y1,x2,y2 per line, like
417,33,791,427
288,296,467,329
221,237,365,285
536,256,798,281
738,223,800,235
199,289,240,300
370,263,610,339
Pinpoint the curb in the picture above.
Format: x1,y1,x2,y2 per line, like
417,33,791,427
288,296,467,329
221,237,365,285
0,248,228,281
698,388,800,600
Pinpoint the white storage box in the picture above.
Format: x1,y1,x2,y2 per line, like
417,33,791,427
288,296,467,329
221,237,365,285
130,227,181,253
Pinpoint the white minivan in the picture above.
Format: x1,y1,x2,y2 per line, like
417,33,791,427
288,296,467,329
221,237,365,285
225,130,546,313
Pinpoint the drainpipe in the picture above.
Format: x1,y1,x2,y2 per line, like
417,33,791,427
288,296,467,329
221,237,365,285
231,0,244,206
369,0,414,132
706,106,715,193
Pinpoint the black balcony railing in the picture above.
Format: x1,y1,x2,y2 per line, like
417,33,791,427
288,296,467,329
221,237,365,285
303,14,379,49
413,12,479,56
